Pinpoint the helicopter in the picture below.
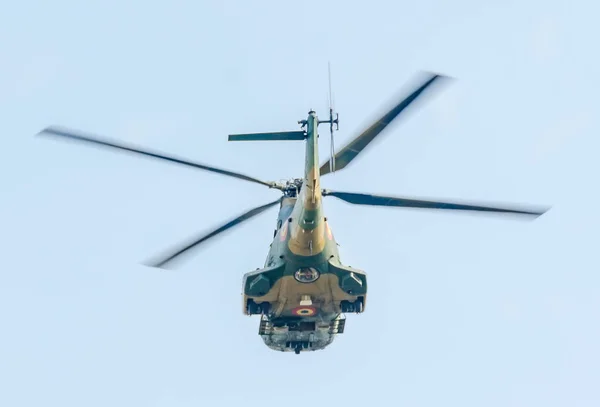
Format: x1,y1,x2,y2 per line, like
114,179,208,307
37,71,550,355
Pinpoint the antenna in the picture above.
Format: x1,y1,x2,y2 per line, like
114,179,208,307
327,62,339,174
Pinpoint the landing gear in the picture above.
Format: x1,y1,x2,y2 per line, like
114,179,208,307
247,299,271,315
340,298,364,313
286,341,310,354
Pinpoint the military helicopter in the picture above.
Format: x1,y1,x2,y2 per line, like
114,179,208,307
37,71,550,355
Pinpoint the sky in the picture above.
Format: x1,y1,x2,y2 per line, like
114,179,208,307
1,0,599,406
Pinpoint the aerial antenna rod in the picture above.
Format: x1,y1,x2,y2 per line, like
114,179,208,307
328,62,335,174
319,61,339,173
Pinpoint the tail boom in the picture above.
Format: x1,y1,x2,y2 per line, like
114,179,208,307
288,111,325,257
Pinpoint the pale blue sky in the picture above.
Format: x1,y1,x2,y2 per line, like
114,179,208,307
1,0,599,406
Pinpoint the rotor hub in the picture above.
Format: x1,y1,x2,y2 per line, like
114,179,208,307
282,178,304,198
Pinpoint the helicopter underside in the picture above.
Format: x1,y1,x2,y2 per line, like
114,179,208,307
242,259,367,354
258,314,346,354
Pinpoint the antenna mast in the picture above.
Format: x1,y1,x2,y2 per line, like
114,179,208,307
326,62,339,173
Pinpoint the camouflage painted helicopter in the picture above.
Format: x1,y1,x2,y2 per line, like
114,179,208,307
37,71,550,355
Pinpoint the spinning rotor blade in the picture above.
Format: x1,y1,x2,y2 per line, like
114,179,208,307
322,190,549,218
319,72,449,176
38,126,279,189
145,198,282,269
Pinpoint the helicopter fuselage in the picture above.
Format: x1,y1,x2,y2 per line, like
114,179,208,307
241,111,367,354
37,71,549,356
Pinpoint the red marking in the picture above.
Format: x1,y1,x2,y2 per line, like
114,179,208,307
279,221,288,241
291,306,316,316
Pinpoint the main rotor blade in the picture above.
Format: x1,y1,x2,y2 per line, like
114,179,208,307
322,190,549,218
319,72,450,176
38,126,279,189
145,198,282,269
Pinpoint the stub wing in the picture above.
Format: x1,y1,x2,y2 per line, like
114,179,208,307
228,131,305,141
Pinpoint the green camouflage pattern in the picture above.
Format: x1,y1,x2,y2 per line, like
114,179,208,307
241,111,367,354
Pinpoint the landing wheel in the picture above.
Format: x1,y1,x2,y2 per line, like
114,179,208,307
340,300,355,313
246,302,254,315
340,299,363,313
259,302,271,315
247,299,268,315
294,347,301,355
